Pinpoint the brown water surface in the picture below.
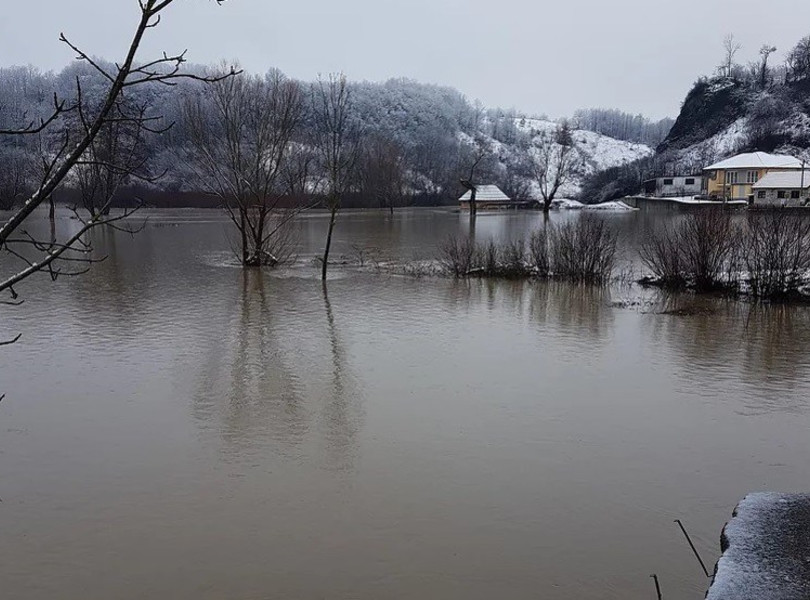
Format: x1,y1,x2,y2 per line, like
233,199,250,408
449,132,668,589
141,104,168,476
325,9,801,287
2,208,810,599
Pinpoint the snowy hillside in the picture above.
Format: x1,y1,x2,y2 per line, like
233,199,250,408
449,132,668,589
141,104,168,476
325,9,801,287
514,118,653,197
518,118,653,172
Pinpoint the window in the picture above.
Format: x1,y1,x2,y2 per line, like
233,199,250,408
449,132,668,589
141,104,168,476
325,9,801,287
757,191,766,199
791,190,801,199
778,190,787,199
685,178,695,185
747,171,759,184
663,178,674,185
725,171,739,184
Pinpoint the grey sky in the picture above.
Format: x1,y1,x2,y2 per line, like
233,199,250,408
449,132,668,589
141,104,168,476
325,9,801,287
2,0,809,119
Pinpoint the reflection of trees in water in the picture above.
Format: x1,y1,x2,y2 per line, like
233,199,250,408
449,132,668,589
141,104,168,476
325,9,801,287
193,271,362,470
194,270,309,461
528,281,614,341
66,225,161,329
645,294,810,412
441,278,614,343
320,282,361,472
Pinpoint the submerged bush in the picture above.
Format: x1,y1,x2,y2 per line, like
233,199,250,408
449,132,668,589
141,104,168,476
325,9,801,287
640,209,741,292
745,212,810,300
640,209,810,301
529,229,550,274
438,216,617,284
438,234,478,277
551,216,618,283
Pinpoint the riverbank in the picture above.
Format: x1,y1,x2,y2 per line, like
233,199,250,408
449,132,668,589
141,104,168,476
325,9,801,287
623,196,748,210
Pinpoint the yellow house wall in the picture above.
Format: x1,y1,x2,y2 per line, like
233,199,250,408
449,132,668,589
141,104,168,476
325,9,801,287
705,168,797,199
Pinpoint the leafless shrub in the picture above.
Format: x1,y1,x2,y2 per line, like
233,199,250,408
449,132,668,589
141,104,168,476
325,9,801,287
484,239,498,274
500,239,526,277
681,209,740,291
639,225,687,289
439,234,477,277
529,228,550,275
438,218,617,284
640,209,741,292
349,244,382,267
551,216,618,283
745,212,810,300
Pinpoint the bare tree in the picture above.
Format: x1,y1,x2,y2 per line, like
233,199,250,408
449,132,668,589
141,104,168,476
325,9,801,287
531,121,583,212
312,73,360,281
459,135,489,221
1,0,234,349
0,144,32,211
722,34,742,78
759,44,778,88
360,136,405,215
183,69,305,267
786,35,810,82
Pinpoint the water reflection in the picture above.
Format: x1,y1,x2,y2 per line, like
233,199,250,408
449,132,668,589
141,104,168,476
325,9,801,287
529,280,614,341
191,271,363,470
320,281,361,472
5,208,810,600
193,269,309,461
644,294,810,413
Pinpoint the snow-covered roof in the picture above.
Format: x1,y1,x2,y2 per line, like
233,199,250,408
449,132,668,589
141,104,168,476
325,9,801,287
703,152,803,171
752,171,810,190
459,184,511,202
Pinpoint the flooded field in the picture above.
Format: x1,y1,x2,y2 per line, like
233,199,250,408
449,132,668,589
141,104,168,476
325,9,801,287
2,207,810,599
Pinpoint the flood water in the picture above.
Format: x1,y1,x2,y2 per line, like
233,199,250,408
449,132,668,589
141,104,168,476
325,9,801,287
2,207,810,600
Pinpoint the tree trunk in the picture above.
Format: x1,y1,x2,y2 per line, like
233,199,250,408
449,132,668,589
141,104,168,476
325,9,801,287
48,196,55,221
240,210,249,265
321,204,338,281
543,197,552,213
469,189,477,226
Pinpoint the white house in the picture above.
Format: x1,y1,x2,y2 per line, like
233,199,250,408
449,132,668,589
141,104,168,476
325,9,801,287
751,171,810,207
642,176,703,197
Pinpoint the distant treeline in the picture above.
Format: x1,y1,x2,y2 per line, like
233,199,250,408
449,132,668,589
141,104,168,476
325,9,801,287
572,108,674,147
0,62,667,210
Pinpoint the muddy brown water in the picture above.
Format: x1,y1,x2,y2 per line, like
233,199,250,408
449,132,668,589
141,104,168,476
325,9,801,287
2,207,810,599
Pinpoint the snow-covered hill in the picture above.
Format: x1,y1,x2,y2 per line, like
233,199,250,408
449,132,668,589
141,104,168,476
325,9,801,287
499,118,653,197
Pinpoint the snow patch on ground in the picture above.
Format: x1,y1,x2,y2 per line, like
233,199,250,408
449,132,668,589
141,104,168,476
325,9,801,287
553,198,637,211
707,493,810,600
551,199,584,210
583,200,638,211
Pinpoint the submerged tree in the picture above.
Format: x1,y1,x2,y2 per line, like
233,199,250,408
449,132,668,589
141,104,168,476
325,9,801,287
183,69,305,266
531,121,583,212
312,73,360,281
359,136,405,215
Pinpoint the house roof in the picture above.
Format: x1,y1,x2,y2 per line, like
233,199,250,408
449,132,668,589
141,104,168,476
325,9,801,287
752,171,810,190
703,152,804,171
459,184,511,202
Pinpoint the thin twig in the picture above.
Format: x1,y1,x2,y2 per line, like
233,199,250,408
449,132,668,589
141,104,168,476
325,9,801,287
675,519,711,578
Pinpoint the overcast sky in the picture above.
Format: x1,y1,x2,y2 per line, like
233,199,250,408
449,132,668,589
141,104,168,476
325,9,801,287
2,0,810,120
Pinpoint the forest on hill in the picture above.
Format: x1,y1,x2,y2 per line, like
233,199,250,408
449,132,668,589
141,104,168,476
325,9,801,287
0,62,670,210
